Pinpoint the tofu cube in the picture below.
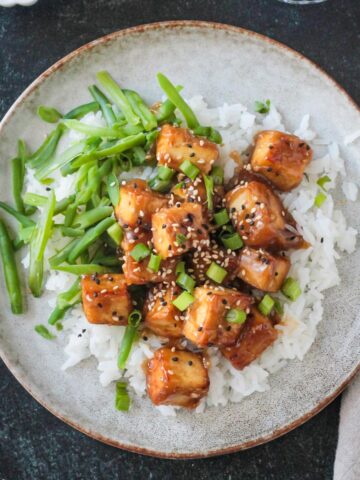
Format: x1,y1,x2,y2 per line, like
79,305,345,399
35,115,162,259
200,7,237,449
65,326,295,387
237,247,290,292
81,273,131,325
156,124,219,174
171,177,225,209
221,307,278,370
146,347,209,408
152,202,209,259
115,179,168,229
251,130,312,191
183,286,254,347
144,284,184,338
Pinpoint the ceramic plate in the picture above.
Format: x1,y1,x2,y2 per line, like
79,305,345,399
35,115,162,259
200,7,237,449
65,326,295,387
0,21,359,458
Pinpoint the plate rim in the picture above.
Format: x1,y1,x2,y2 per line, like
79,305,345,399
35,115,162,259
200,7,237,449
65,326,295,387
0,20,359,459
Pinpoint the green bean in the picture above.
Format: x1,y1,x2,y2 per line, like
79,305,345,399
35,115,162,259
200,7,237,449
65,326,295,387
98,158,113,179
157,73,199,129
64,204,78,227
123,89,157,131
106,174,120,207
54,195,76,215
97,71,140,126
28,191,56,297
54,264,114,275
62,119,124,138
35,324,56,340
72,206,113,230
67,216,115,263
28,124,64,169
11,157,26,213
92,255,121,267
154,85,183,122
56,278,81,310
64,101,100,120
61,226,85,237
0,201,35,228
132,146,147,166
48,305,71,326
145,130,159,151
107,222,123,246
118,310,142,369
0,219,23,314
37,106,62,123
193,125,222,144
48,238,79,267
88,85,116,126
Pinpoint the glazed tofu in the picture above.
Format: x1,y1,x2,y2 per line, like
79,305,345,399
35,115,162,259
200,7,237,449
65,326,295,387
183,286,254,348
156,124,219,174
237,247,290,292
144,284,184,338
121,230,177,285
251,131,312,191
221,307,278,370
115,179,168,229
81,273,131,325
226,179,306,250
146,347,209,408
152,202,209,259
171,177,207,204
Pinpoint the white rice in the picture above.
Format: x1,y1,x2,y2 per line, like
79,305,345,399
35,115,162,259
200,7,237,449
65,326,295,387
23,97,358,415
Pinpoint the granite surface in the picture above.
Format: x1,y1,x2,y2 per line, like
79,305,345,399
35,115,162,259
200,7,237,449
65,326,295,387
0,0,359,478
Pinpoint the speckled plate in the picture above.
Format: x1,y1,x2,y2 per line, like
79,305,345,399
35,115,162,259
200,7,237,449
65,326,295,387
0,21,359,458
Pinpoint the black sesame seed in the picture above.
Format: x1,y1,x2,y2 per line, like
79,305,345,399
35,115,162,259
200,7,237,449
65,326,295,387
162,224,167,229
198,326,203,332
95,278,100,285
172,356,179,361
46,187,51,191
222,299,228,305
143,336,148,341
241,205,246,211
188,360,193,366
168,245,172,250
231,208,236,213
320,237,324,243
196,229,202,235
226,326,231,331
93,292,98,298
190,152,196,157
123,224,129,229
275,272,279,276
161,301,167,306
267,167,273,172
97,303,103,308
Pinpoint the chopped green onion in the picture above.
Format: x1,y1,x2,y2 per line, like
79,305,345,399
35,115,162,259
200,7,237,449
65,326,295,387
107,222,123,246
210,166,224,185
281,278,302,301
180,159,200,180
130,243,150,262
255,99,271,114
176,272,195,293
317,175,331,191
35,324,56,340
226,309,247,324
55,322,63,331
214,209,230,226
147,253,161,273
258,294,275,316
221,232,243,250
37,105,62,123
158,166,175,181
118,310,142,369
203,174,214,210
148,177,172,193
172,291,195,311
206,262,228,284
176,233,187,245
115,381,131,411
175,261,185,275
273,299,284,315
314,191,327,208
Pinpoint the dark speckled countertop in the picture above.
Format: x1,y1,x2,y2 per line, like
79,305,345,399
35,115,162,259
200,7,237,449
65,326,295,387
0,1,359,479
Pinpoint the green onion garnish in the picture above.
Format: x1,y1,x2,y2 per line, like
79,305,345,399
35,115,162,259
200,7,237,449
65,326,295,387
107,222,123,246
176,272,196,293
176,261,186,275
176,233,187,245
55,322,63,331
115,381,131,412
210,165,224,185
317,175,331,191
255,99,271,114
180,159,200,180
130,243,150,262
221,232,243,250
258,294,275,316
148,177,172,193
172,291,195,311
35,324,56,340
147,253,161,273
226,309,247,324
206,262,228,284
273,299,284,315
158,166,175,181
281,278,302,301
118,310,142,369
203,174,214,211
37,105,62,123
214,208,230,226
314,191,327,208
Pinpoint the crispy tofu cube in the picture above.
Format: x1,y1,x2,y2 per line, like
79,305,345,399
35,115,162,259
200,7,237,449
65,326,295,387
226,178,306,250
143,284,184,338
171,176,225,209
156,124,219,174
146,347,209,408
121,230,177,285
183,286,254,347
237,247,290,292
251,131,312,191
81,273,131,325
152,202,209,259
115,179,168,228
221,307,278,370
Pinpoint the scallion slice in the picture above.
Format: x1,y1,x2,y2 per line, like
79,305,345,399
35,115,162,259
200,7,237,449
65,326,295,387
148,177,172,193
158,166,175,181
115,382,131,412
147,253,161,273
221,232,243,250
214,209,230,226
273,298,284,315
176,233,187,245
281,277,302,301
180,159,200,180
175,261,186,275
172,291,195,311
314,191,327,208
206,262,228,284
258,294,275,316
130,243,150,262
226,309,247,324
35,324,56,340
317,175,331,191
176,272,195,293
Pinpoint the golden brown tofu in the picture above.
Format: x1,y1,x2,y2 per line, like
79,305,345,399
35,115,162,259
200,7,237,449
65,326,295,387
156,124,219,174
221,307,278,370
251,131,312,191
171,176,225,210
152,202,209,259
115,179,168,229
187,239,239,285
226,179,306,251
183,286,254,348
146,347,209,408
121,230,177,285
81,273,131,325
144,284,184,338
237,247,290,292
